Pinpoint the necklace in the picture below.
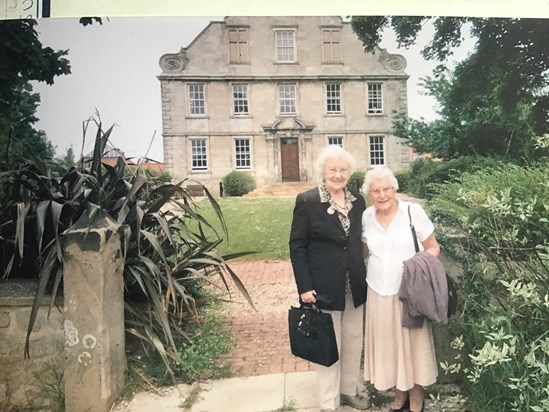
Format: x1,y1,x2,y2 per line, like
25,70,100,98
331,200,347,216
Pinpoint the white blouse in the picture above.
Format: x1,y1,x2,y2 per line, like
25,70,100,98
361,200,435,296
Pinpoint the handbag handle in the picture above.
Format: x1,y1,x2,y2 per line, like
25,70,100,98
300,294,333,311
408,205,420,253
301,302,322,312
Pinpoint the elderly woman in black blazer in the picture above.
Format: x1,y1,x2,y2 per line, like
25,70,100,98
289,145,369,412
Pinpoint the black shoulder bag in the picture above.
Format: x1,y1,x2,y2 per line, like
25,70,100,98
407,205,458,318
288,299,339,366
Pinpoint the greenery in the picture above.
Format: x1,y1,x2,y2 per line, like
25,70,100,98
192,197,295,260
0,19,71,171
351,17,548,161
275,398,297,412
222,171,256,196
127,300,234,389
0,118,252,376
348,171,365,193
393,169,411,193
397,156,504,199
175,302,235,381
429,154,549,411
0,361,65,411
32,362,65,412
364,384,393,407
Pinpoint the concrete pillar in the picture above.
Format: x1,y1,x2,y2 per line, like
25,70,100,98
63,209,127,412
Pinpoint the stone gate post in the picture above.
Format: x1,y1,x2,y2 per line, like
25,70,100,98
63,209,127,412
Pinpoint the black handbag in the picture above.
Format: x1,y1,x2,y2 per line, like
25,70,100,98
408,205,458,317
288,302,339,366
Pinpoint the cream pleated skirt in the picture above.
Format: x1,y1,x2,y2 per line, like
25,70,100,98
364,287,438,391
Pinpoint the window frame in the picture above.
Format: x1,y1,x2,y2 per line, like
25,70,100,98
274,29,297,63
367,82,383,115
234,138,252,170
325,82,342,114
369,135,385,166
321,28,342,63
188,83,206,116
190,138,208,171
328,136,343,147
232,83,249,116
277,83,297,115
229,27,249,64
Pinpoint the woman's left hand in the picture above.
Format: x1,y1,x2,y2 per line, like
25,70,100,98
300,290,317,303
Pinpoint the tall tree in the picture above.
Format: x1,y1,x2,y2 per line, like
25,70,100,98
352,17,549,160
0,19,70,170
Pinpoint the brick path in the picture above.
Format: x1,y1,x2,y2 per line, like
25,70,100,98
213,260,316,377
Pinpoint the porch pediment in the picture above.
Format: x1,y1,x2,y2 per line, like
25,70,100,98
262,117,315,134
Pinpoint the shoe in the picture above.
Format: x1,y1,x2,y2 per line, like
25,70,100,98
388,396,410,411
341,393,371,410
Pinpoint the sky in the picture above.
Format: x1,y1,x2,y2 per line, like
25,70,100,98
32,16,475,162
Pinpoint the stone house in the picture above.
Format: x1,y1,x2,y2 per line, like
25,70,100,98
158,16,410,195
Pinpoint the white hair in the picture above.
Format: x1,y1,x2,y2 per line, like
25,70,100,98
362,166,399,193
314,145,356,183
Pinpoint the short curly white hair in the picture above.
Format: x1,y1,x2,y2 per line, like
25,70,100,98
362,166,399,193
314,145,356,184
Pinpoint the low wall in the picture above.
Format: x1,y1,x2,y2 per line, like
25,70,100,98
0,279,64,409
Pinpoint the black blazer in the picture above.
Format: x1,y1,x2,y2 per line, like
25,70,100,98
289,187,367,311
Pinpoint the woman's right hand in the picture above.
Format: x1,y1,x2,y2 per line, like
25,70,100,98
300,290,317,303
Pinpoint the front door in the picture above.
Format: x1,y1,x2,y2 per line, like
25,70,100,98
281,137,300,181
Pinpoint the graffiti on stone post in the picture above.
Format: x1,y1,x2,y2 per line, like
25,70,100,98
65,321,98,367
64,320,79,346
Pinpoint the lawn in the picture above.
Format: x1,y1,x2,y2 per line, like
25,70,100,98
192,197,296,261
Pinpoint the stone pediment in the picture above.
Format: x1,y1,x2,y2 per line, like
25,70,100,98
262,117,315,134
378,48,407,73
159,48,189,74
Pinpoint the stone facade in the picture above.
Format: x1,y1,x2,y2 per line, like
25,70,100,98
158,16,410,195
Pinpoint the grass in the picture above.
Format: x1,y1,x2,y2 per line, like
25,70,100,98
174,302,235,382
122,300,235,397
193,197,296,261
275,398,297,411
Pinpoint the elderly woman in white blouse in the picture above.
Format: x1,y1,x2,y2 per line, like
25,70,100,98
361,166,440,412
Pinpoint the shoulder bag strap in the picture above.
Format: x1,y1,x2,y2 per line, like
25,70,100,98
408,204,420,253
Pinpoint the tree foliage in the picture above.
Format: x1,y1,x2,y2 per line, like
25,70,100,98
351,17,549,161
0,19,70,170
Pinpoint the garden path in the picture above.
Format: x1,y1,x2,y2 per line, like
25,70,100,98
212,259,314,377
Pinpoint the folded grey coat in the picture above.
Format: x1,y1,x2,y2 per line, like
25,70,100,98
399,251,449,328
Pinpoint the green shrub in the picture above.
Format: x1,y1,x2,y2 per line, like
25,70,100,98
430,161,549,411
222,171,256,196
394,170,410,193
402,156,505,199
347,171,365,193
